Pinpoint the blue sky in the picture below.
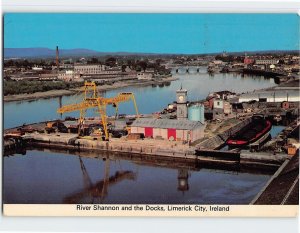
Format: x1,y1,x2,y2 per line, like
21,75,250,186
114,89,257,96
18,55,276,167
4,13,299,54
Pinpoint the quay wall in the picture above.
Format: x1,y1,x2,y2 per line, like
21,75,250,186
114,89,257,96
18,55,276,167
4,114,288,172
24,131,286,172
25,133,196,159
242,68,285,77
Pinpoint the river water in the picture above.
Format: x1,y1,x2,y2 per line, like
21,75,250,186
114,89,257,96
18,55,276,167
4,70,275,129
3,71,277,204
3,150,271,204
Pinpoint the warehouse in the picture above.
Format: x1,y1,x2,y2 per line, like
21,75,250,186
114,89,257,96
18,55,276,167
130,118,205,143
74,64,106,75
238,90,300,103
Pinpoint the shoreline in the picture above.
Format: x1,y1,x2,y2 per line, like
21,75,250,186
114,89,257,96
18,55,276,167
3,77,178,103
4,74,297,103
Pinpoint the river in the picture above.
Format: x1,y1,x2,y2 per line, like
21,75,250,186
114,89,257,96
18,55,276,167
3,70,277,204
4,70,275,129
3,149,271,204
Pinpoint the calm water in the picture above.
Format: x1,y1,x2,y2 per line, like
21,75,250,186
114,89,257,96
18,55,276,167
270,125,285,138
3,71,276,204
3,150,270,204
4,71,275,129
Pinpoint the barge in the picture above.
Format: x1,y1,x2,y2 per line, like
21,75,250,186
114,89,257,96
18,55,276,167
226,115,272,148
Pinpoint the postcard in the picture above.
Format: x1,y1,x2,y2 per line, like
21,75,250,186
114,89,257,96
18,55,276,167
2,13,299,217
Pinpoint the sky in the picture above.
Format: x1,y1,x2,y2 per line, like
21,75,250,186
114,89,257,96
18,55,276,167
4,13,299,54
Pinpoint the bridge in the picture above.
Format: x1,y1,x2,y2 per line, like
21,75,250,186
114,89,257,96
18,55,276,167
167,65,207,73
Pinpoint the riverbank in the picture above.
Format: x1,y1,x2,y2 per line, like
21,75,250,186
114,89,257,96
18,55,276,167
3,77,178,103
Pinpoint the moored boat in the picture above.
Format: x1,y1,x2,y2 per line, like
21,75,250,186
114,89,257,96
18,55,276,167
226,115,272,148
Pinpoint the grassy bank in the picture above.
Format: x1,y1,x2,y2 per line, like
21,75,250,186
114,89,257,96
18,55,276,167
3,77,178,102
4,80,84,96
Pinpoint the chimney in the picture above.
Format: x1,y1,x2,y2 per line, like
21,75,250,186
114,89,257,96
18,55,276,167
56,46,59,71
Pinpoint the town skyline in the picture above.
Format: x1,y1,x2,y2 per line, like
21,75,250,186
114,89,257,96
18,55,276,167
4,47,299,59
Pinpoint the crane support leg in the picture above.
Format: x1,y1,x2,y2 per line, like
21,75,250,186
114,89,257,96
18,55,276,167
78,108,87,135
97,103,109,140
115,103,119,120
131,95,139,118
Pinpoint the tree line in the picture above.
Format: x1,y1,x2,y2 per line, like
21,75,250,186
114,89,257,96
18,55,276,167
4,80,84,96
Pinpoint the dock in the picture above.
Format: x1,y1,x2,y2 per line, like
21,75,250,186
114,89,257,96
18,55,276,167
5,129,284,174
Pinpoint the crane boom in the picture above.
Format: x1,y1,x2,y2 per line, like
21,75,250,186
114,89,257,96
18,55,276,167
57,93,138,114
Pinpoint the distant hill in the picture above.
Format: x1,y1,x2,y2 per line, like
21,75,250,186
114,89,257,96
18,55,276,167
4,47,299,59
4,48,100,58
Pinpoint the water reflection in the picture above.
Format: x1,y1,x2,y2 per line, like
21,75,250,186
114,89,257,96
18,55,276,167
177,169,190,192
3,149,271,204
64,157,136,204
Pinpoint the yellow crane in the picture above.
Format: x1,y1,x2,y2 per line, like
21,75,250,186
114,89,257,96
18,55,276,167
57,81,139,140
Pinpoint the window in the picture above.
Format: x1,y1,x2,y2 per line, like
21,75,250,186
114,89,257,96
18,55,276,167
259,98,267,102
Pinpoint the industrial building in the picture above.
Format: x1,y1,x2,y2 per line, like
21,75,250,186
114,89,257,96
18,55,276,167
130,118,205,143
130,87,206,143
74,64,106,75
238,90,300,103
58,70,81,81
129,87,206,143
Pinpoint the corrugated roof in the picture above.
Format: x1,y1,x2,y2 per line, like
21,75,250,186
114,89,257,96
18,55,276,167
239,90,299,101
131,118,204,130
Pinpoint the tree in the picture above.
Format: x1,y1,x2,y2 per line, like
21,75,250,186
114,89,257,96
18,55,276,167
38,60,46,66
4,60,14,67
137,61,147,72
105,57,117,67
121,65,127,72
23,59,30,68
155,59,162,66
127,59,135,69
88,57,99,64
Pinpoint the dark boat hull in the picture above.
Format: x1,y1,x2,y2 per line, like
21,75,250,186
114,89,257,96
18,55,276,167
226,116,272,148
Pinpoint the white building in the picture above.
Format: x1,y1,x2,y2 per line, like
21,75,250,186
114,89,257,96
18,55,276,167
213,99,224,110
213,99,232,114
238,90,300,103
74,64,106,75
137,72,153,80
32,66,43,71
58,70,81,81
255,59,279,65
213,60,224,65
